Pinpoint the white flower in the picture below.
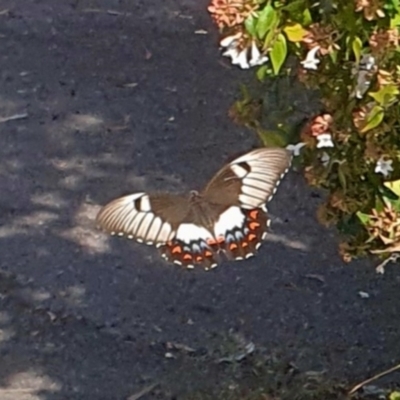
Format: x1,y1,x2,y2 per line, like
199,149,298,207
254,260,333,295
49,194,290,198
352,54,375,99
220,35,266,70
222,46,240,60
286,142,306,156
300,46,321,70
354,70,371,99
221,34,242,65
316,133,334,148
320,152,330,166
221,40,250,69
249,41,268,67
375,157,393,177
360,54,375,71
220,33,241,48
232,48,250,69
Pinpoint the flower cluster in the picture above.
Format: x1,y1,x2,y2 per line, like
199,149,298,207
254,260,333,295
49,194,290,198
355,0,385,21
365,203,400,248
209,0,400,262
208,0,259,29
208,0,270,69
300,113,334,148
220,33,269,69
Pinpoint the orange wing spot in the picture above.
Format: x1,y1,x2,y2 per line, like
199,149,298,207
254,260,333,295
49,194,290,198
248,233,257,241
196,256,203,262
205,250,213,257
208,237,224,245
242,241,248,248
249,210,259,220
229,243,238,250
183,254,193,260
171,246,182,254
249,222,260,230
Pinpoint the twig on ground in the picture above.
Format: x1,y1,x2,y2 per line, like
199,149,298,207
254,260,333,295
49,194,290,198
0,389,37,393
348,362,400,395
0,113,28,123
127,382,160,400
81,8,130,16
373,253,400,274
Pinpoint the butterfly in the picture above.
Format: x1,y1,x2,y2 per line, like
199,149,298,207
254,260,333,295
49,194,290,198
96,147,291,270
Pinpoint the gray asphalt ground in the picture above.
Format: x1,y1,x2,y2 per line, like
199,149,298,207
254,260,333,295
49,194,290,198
0,1,399,399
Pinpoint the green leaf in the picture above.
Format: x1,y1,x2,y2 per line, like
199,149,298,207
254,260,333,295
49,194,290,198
256,65,268,81
356,211,370,225
369,84,400,106
263,27,276,50
352,36,362,64
388,0,400,10
329,50,338,63
375,196,385,212
384,179,400,197
391,13,400,28
270,33,287,75
245,14,258,37
256,3,278,39
338,163,347,191
258,129,287,147
378,184,399,201
390,391,400,400
281,0,304,14
390,198,400,212
281,0,311,25
360,105,384,133
238,84,251,104
301,8,312,25
283,23,307,42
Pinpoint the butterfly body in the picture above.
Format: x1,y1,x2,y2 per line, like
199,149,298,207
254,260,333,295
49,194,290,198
97,148,291,270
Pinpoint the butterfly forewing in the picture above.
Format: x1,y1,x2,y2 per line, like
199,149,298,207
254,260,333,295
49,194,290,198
96,193,190,245
202,148,291,209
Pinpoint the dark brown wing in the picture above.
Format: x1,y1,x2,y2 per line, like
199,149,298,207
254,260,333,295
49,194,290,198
202,147,292,209
96,192,219,269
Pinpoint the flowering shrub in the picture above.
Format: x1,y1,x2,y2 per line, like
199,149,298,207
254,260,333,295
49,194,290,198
208,0,400,264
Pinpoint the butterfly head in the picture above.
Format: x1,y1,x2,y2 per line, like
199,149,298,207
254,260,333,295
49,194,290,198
189,190,201,201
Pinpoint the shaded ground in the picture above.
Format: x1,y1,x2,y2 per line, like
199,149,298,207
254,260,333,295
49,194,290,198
0,0,399,399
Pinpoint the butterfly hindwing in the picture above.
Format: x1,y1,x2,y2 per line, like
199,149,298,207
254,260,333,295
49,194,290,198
159,220,220,269
160,206,269,268
160,237,219,270
211,205,269,261
222,208,269,260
